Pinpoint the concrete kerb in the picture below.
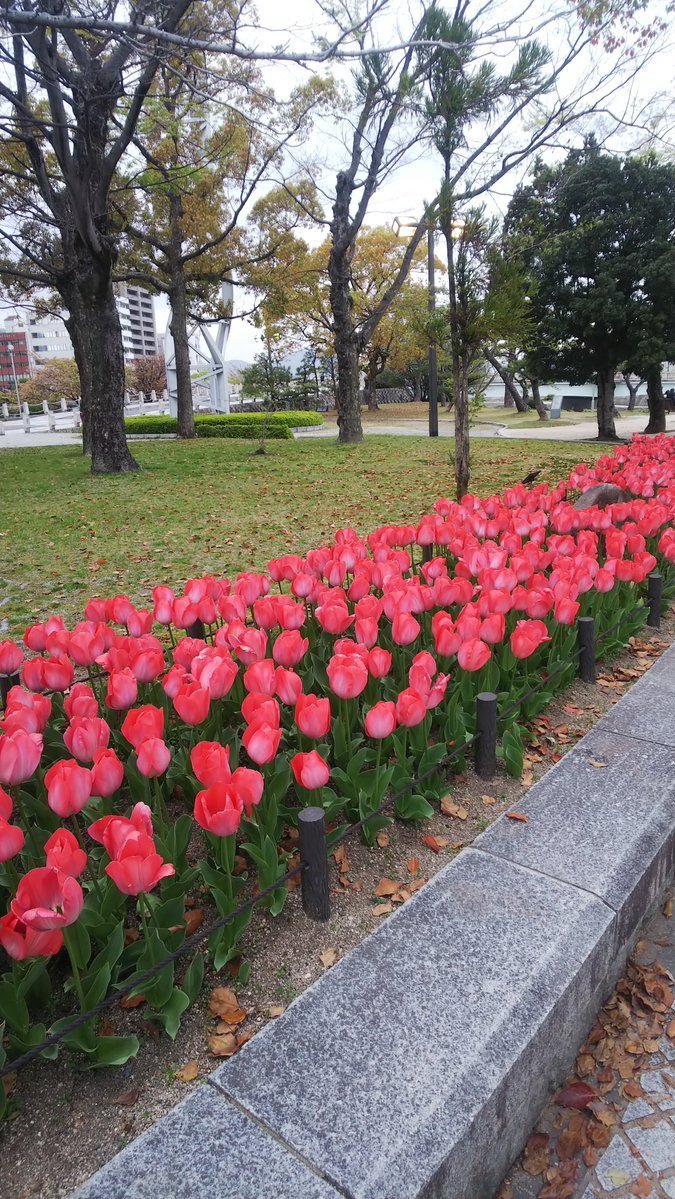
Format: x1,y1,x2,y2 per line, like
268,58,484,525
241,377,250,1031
73,645,675,1199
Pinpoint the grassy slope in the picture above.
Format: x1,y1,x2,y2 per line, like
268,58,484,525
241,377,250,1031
0,436,604,633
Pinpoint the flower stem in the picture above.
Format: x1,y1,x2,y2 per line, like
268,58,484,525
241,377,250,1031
63,926,88,1012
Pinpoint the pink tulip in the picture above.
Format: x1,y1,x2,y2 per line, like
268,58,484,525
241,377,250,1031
291,750,330,790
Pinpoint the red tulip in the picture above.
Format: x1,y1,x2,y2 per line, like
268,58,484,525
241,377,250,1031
105,667,138,710
327,653,368,699
173,636,207,670
4,688,52,733
21,658,47,692
24,624,47,652
105,833,175,896
110,595,136,626
595,568,615,593
121,704,165,748
241,692,281,729
0,786,11,821
364,701,397,739
173,681,211,726
11,866,84,930
391,610,421,646
0,641,23,676
44,829,87,878
241,721,282,765
63,716,110,763
295,693,331,739
395,688,427,728
153,585,176,625
272,630,309,668
433,615,462,659
42,656,75,692
291,750,330,790
234,571,269,606
243,658,277,696
553,597,580,625
68,625,107,667
0,814,24,863
126,609,154,638
44,758,92,817
91,747,124,797
162,664,188,698
479,613,506,645
190,741,232,787
315,600,354,635
227,622,268,665
230,767,264,815
191,650,238,699
130,646,165,684
0,911,63,960
194,782,244,837
457,638,492,672
0,729,43,786
64,683,98,722
88,803,154,856
136,737,171,778
510,619,551,660
275,666,303,705
366,647,392,679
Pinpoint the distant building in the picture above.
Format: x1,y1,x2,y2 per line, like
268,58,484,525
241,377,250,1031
115,285,158,359
4,310,73,363
0,330,32,393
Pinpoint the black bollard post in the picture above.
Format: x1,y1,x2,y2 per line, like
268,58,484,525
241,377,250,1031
0,672,20,711
577,615,596,684
474,692,497,780
186,618,205,640
647,572,663,629
422,544,433,563
298,807,331,922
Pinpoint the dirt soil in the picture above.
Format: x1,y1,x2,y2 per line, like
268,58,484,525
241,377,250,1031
2,611,674,1199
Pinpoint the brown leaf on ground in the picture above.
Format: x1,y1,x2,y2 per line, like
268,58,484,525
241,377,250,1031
175,1061,199,1083
625,1040,644,1055
623,1081,644,1098
506,811,529,823
406,857,421,876
664,897,673,918
320,948,338,968
576,1054,595,1077
268,1005,285,1018
184,908,204,936
421,834,443,853
376,831,390,847
440,796,468,819
372,903,393,917
374,878,399,897
667,1018,675,1039
217,1007,247,1026
587,1101,617,1126
557,1114,589,1159
481,794,497,805
209,986,239,1017
583,1147,599,1168
236,1030,253,1048
555,1080,597,1110
587,1123,612,1149
207,1033,237,1057
1,1071,16,1098
119,993,145,1009
589,759,608,768
631,1176,653,1198
112,1087,140,1107
522,1132,549,1177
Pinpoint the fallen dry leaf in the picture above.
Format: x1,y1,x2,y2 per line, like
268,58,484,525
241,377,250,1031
441,796,468,820
663,897,673,918
207,1033,237,1057
268,1005,285,1018
1,1071,16,1098
623,1081,643,1098
119,993,145,1009
507,811,529,823
374,878,399,897
217,1007,247,1026
184,908,204,937
406,857,421,876
112,1087,140,1107
372,903,393,917
631,1176,653,1198
175,1061,199,1083
522,1131,549,1176
576,1054,595,1077
320,948,338,968
209,986,239,1017
555,1080,597,1110
376,831,390,847
481,794,497,806
421,834,442,853
666,1018,675,1039
434,836,452,848
589,759,608,768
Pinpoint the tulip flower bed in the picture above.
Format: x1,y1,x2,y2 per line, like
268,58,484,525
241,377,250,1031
0,435,673,1101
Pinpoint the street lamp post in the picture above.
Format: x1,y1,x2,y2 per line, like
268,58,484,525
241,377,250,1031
392,215,439,439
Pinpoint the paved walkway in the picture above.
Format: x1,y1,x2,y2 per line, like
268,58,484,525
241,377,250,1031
503,898,675,1199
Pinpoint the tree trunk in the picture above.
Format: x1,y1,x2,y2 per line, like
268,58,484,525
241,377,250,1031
64,302,93,455
645,365,666,434
329,175,363,443
596,366,618,439
623,372,640,411
455,362,471,499
483,349,528,412
413,372,422,403
366,373,379,411
169,197,195,439
529,378,549,421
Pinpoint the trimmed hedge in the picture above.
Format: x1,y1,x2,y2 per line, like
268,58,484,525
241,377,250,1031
125,411,324,439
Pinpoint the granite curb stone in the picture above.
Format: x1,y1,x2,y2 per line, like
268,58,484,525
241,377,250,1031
73,1085,342,1199
212,849,615,1199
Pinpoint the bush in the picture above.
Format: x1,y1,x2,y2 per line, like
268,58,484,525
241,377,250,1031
125,411,323,438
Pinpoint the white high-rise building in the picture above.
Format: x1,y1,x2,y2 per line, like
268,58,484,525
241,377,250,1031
0,287,159,365
114,284,158,359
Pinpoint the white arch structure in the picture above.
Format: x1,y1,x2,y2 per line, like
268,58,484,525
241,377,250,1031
164,281,233,416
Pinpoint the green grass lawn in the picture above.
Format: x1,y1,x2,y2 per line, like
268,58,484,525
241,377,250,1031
0,436,604,634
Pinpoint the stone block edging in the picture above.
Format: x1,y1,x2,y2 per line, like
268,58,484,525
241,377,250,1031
74,644,675,1199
